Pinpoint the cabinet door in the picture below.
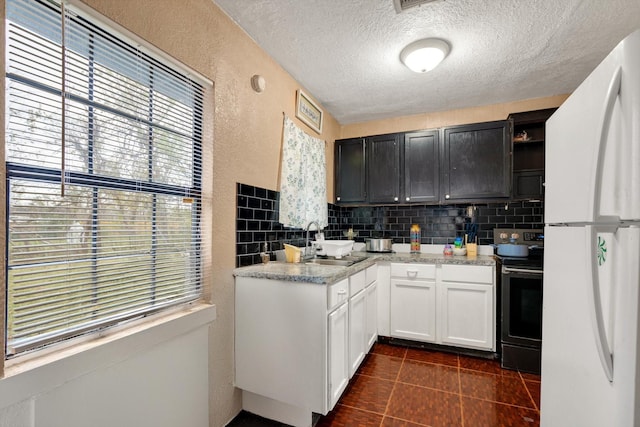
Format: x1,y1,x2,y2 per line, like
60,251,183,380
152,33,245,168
441,282,494,350
328,302,349,409
376,264,391,337
513,170,544,199
404,130,439,203
349,289,366,378
367,134,400,203
365,281,378,351
390,278,436,342
441,121,511,201
335,138,366,203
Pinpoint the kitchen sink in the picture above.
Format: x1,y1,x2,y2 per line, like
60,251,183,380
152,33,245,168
306,255,368,267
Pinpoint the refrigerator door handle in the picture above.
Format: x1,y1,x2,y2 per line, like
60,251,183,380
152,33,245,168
592,67,622,224
586,225,614,382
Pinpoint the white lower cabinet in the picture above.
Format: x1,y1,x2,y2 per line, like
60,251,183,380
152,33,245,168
235,265,378,427
348,288,366,377
376,263,391,337
390,278,437,342
328,301,349,409
441,282,494,349
440,264,495,350
389,262,495,351
235,260,494,426
365,280,378,351
349,266,378,377
390,263,437,342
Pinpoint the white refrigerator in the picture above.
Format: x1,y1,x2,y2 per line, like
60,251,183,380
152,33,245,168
541,29,640,426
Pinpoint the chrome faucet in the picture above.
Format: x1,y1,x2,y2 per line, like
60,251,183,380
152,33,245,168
304,221,322,260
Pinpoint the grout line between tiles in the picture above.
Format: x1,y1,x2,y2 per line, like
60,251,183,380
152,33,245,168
458,373,538,410
383,414,432,426
353,371,396,382
334,402,384,417
393,379,462,396
519,371,541,412
462,395,541,412
379,344,406,426
458,355,465,427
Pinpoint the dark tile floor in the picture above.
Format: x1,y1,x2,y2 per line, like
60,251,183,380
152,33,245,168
229,343,541,427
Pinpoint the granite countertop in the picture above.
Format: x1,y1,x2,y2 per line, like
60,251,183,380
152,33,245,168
233,256,377,284
233,250,496,285
353,251,496,266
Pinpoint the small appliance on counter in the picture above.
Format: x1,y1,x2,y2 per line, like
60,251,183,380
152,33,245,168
365,238,392,253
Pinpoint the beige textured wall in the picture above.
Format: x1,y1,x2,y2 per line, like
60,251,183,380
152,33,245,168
341,94,569,138
69,1,340,426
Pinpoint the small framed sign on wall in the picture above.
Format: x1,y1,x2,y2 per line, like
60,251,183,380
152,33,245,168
296,89,323,134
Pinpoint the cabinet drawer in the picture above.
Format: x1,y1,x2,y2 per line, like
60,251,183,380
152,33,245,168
365,264,378,285
390,263,436,280
328,278,350,311
441,264,493,284
350,270,366,295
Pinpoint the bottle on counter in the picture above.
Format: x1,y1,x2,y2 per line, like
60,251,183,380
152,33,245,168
443,243,453,256
260,242,270,264
410,224,421,254
347,227,354,240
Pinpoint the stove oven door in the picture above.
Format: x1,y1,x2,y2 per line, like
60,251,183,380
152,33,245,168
501,266,543,373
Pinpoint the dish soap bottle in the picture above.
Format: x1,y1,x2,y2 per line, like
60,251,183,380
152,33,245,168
410,224,421,254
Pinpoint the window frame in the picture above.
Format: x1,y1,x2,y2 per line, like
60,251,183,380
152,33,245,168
3,0,213,361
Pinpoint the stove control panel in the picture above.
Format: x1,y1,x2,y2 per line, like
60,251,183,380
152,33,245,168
522,231,544,244
493,228,544,247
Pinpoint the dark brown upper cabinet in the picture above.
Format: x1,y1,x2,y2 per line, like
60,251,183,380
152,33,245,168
366,133,401,204
335,138,366,204
441,120,511,201
403,130,439,203
335,120,512,206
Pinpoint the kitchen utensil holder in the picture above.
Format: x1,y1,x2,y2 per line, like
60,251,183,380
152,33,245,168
466,243,478,257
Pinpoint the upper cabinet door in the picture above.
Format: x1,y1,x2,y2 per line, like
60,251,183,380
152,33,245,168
367,134,400,204
404,130,439,203
441,121,511,201
335,138,366,204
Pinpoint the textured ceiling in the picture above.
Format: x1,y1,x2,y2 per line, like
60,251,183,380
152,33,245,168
212,0,640,125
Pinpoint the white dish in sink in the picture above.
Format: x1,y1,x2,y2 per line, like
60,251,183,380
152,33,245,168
316,240,354,258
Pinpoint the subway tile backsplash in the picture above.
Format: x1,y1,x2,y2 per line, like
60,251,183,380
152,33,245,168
236,183,342,267
236,183,544,267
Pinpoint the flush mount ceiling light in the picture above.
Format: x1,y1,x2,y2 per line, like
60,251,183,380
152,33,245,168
400,38,450,73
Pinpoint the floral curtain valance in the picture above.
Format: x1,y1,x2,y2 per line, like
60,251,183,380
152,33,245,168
278,116,328,229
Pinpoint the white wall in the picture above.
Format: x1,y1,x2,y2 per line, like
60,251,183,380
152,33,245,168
0,306,215,427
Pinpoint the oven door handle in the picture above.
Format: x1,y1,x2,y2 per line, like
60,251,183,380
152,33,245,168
502,267,543,275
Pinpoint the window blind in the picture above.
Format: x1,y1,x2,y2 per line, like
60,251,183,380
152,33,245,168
6,0,206,355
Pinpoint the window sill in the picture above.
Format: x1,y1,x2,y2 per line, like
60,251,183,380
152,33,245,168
1,302,216,408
